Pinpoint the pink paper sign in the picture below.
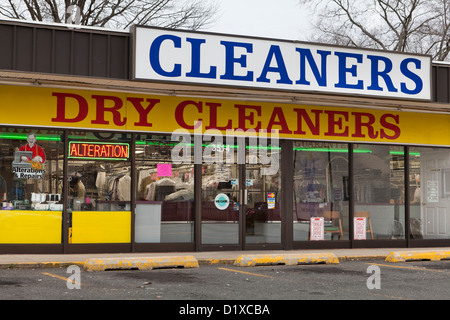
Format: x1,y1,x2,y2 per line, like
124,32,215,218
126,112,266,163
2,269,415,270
157,163,172,177
354,217,367,240
310,217,324,241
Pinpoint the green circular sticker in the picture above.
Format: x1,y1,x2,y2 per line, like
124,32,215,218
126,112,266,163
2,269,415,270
214,193,230,210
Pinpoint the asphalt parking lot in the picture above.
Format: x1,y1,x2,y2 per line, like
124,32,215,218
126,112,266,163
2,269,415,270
1,258,450,302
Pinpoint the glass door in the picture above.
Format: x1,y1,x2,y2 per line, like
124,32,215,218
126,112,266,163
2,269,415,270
201,162,241,246
245,148,282,246
200,137,282,249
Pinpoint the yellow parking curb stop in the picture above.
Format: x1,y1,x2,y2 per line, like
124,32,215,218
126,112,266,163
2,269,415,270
83,256,199,271
234,252,339,267
385,250,450,262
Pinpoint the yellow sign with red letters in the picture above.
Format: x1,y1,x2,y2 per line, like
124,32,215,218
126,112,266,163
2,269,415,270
0,84,449,146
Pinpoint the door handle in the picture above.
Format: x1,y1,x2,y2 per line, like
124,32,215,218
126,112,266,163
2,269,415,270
240,189,248,205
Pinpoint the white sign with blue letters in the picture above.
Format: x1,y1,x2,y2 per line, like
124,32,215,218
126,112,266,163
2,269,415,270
133,26,431,101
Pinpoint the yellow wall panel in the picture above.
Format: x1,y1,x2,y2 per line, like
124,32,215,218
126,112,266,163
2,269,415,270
71,211,131,244
0,211,62,244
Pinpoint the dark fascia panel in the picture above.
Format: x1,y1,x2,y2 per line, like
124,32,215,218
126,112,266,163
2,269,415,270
432,64,450,103
0,19,129,80
0,19,449,103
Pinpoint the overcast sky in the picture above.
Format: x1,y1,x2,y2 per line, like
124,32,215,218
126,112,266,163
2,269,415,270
202,0,312,41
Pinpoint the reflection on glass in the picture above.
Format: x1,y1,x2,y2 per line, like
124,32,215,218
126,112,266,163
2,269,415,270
135,135,194,243
293,141,349,241
409,147,450,240
354,144,405,240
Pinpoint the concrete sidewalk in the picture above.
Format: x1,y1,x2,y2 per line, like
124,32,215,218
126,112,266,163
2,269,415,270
1,247,450,270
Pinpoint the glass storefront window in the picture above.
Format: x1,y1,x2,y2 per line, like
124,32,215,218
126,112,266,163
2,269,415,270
67,132,132,244
135,134,194,243
353,144,405,240
0,128,64,244
67,132,132,211
293,141,349,241
3,126,449,250
409,147,450,240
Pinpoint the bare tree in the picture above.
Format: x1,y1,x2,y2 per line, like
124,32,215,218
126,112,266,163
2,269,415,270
300,0,450,61
0,0,218,30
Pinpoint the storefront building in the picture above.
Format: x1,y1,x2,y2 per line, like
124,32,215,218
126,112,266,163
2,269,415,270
1,19,450,254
